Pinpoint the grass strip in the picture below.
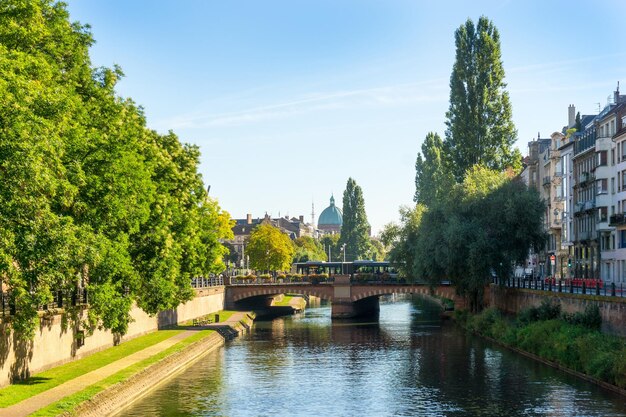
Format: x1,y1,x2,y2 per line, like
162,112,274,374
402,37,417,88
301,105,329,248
30,330,215,417
273,295,294,306
178,310,237,326
0,330,183,408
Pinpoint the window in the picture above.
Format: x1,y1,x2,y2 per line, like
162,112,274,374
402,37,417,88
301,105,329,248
598,207,609,223
596,179,608,194
611,120,616,136
597,150,607,166
612,177,616,194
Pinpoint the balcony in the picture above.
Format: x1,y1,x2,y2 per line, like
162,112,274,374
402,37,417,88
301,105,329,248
584,201,595,211
542,176,551,186
610,213,626,226
574,202,585,214
578,172,591,185
554,171,563,177
578,230,593,241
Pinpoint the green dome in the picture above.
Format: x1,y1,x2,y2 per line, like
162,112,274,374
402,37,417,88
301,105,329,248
318,195,343,226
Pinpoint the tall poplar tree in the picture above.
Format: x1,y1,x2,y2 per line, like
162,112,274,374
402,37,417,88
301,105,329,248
339,178,371,261
414,132,454,206
444,16,520,181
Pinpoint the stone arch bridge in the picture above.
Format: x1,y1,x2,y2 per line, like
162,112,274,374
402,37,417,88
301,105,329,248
225,276,464,318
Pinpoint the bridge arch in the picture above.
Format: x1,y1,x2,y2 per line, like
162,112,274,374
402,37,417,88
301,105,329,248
228,285,333,304
350,285,458,302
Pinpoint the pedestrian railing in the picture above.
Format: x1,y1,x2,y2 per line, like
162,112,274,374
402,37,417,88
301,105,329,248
0,288,89,318
190,276,224,288
493,276,626,298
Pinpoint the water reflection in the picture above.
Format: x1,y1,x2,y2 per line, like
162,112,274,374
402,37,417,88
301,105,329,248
120,296,626,417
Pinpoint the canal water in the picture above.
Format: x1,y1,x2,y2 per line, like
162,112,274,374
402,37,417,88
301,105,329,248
120,297,626,416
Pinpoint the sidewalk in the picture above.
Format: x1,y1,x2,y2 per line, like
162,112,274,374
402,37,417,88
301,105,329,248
2,312,249,417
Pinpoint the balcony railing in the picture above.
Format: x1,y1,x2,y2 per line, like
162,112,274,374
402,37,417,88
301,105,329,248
610,213,626,226
578,172,591,185
578,230,593,241
542,176,551,186
554,171,563,177
574,202,585,214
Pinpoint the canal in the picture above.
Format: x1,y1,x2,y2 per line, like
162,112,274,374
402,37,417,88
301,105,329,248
120,296,626,416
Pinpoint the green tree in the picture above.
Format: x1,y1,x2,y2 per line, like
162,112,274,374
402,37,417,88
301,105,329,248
339,178,371,261
387,205,426,281
293,236,326,262
369,238,386,261
414,132,454,206
444,16,520,181
319,234,341,261
247,224,295,272
0,0,233,338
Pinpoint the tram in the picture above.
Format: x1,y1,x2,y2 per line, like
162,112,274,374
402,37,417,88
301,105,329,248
293,260,400,282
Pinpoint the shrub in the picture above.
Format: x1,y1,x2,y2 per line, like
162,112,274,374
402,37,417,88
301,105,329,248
518,299,561,325
562,304,602,330
258,274,272,280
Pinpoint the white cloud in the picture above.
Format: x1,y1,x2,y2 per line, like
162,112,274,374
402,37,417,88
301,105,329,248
156,78,449,130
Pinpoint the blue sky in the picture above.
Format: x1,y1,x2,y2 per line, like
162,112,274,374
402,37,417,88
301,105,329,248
66,0,626,234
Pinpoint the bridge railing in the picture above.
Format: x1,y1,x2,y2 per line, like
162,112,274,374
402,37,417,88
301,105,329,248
227,275,336,285
191,276,224,288
226,275,434,286
494,276,626,298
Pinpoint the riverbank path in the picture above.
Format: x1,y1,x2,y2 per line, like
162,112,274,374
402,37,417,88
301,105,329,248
2,312,248,417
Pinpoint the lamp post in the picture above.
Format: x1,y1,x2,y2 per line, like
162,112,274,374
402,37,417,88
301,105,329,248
341,243,346,274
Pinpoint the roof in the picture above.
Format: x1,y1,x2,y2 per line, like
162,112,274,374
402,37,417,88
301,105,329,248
318,195,343,226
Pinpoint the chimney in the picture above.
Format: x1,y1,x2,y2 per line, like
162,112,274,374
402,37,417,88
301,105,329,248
568,104,576,128
246,214,252,224
299,215,304,223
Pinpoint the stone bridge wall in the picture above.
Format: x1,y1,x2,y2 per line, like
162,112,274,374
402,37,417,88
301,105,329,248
488,285,626,336
225,284,465,311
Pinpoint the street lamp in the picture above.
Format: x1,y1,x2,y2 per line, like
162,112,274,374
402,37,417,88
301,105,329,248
341,243,347,274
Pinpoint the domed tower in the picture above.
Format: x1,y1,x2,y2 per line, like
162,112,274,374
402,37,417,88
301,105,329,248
318,195,343,234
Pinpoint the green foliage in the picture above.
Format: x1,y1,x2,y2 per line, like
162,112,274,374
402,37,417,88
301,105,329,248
414,132,454,206
562,304,602,330
463,305,626,389
368,238,386,261
0,0,233,338
444,16,520,181
293,236,326,262
518,299,561,325
387,205,426,281
392,168,546,308
339,178,372,261
246,223,295,272
319,234,341,261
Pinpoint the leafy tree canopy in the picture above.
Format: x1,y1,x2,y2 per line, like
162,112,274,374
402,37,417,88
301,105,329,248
339,178,371,261
444,16,521,181
414,132,454,206
293,236,326,263
247,224,295,272
0,0,233,338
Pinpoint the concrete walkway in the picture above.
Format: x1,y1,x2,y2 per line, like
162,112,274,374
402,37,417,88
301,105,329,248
2,312,248,417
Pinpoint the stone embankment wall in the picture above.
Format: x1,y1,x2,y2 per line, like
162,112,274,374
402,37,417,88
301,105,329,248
0,287,225,387
488,285,626,336
74,313,255,417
